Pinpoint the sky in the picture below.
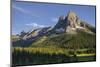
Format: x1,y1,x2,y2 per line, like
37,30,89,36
12,0,96,34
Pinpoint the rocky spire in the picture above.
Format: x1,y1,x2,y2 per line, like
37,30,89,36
67,11,77,28
52,10,94,34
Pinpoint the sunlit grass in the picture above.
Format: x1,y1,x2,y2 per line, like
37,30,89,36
12,47,95,57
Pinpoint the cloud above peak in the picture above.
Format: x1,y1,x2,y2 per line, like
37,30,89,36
26,23,45,29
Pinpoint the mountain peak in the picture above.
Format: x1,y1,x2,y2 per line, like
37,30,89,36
67,11,77,18
53,11,94,34
66,11,78,28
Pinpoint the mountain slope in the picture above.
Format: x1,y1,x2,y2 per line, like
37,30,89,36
30,31,95,49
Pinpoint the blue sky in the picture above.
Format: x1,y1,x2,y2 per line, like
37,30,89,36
12,1,96,34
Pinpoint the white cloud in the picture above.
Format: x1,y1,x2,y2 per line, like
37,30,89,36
12,4,39,18
51,17,58,22
12,4,30,13
26,23,45,28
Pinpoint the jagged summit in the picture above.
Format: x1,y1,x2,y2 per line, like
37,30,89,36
66,11,79,28
53,11,94,34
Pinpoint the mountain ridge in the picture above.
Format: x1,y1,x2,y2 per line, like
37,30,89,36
12,11,96,47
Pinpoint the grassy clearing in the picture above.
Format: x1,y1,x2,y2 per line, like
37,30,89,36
12,47,96,66
12,47,95,57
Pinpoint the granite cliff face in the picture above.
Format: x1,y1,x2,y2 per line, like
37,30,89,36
53,11,94,34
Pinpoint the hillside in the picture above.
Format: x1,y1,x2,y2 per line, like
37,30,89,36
30,30,95,49
12,31,96,66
